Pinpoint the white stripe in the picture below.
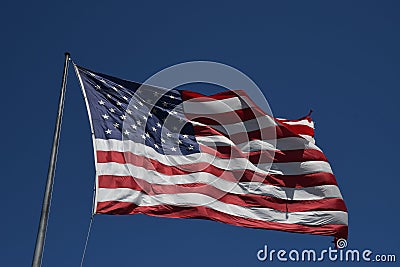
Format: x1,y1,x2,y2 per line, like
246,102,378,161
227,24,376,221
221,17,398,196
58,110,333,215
277,118,314,128
202,116,278,136
95,139,331,175
299,134,315,144
193,117,315,144
196,135,321,152
97,188,348,226
277,118,315,144
183,96,253,115
97,162,342,200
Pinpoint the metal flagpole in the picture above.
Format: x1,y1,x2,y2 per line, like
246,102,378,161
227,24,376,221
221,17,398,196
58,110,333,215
31,52,70,267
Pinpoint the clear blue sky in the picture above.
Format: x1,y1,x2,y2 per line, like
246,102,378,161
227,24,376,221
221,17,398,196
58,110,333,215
2,1,399,266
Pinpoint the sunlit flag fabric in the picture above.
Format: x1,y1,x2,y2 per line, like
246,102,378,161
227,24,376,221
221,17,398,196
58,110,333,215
74,65,348,239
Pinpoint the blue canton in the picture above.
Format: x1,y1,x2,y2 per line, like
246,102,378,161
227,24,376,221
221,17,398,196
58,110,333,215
77,66,200,155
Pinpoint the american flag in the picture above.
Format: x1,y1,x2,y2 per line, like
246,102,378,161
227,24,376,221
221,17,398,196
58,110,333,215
75,65,348,239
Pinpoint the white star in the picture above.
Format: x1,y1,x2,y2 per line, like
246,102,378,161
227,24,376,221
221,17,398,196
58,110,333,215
118,84,124,88
102,114,109,120
173,126,178,131
188,145,194,150
120,115,127,120
122,96,128,100
105,129,112,134
89,72,96,77
126,109,132,114
177,139,183,144
162,101,168,107
138,101,143,106
154,144,159,149
161,138,166,143
142,115,147,120
166,132,172,137
109,108,115,113
95,84,101,90
116,101,122,106
111,86,118,91
133,105,138,110
153,91,159,96
169,95,175,99
171,147,177,151
148,112,153,117
145,132,150,138
98,100,105,105
137,120,142,126
113,123,119,128
106,94,112,98
124,130,130,136
141,134,146,139
152,127,157,132
182,134,188,138
156,122,162,128
100,79,106,84
131,124,137,130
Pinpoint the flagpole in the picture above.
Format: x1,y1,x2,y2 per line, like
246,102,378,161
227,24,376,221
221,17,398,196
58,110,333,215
32,52,70,267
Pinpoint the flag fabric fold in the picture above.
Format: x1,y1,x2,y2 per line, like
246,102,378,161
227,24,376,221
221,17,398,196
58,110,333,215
75,65,348,239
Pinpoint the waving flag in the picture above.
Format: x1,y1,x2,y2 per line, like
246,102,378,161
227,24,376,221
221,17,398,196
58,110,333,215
75,65,348,239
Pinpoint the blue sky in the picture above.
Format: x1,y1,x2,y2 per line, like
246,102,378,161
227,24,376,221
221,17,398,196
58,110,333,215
2,1,399,266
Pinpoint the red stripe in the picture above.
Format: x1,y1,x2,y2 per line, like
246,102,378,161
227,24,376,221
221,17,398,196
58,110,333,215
98,175,347,212
278,123,314,137
96,150,337,187
181,89,249,101
193,124,314,142
182,89,272,122
276,115,312,123
194,124,323,162
96,201,348,239
182,90,314,138
199,144,328,163
187,107,265,125
275,117,314,137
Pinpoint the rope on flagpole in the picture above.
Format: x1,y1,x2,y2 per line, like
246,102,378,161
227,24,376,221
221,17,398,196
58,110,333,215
80,215,94,267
